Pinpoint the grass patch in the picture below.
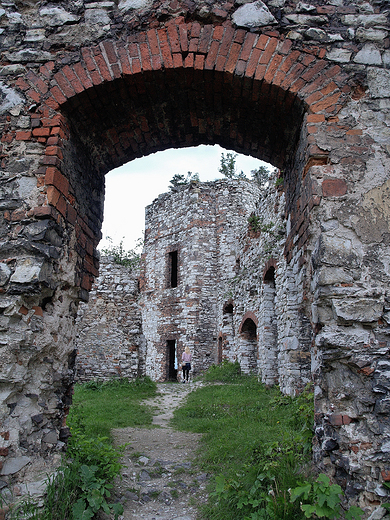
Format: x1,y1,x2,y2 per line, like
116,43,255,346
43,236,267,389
1,377,157,520
69,376,157,440
172,366,314,520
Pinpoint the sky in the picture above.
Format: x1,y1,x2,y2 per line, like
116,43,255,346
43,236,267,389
100,144,270,252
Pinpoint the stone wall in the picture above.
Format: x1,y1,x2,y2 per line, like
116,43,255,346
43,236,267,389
0,0,389,515
75,256,145,382
141,178,261,381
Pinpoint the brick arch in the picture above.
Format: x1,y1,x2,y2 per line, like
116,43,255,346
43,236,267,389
14,24,349,292
239,311,259,333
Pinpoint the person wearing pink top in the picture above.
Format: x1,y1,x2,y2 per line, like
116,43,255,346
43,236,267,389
181,346,192,383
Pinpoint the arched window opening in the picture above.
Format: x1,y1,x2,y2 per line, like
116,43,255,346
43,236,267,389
239,317,258,374
259,265,278,386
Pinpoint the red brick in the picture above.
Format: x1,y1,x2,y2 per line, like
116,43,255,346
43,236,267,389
47,185,61,206
27,89,41,103
167,25,181,53
178,24,189,52
50,86,67,105
132,58,142,74
235,59,246,76
213,26,224,41
16,77,29,91
225,42,241,73
317,5,336,14
152,54,162,70
139,42,152,71
190,22,201,38
184,53,194,68
73,62,93,90
212,7,227,19
311,91,341,112
381,470,390,482
220,26,235,55
32,306,43,316
173,53,183,68
67,204,77,225
82,47,97,72
32,127,50,137
45,146,63,160
281,63,305,90
102,40,118,64
256,34,270,51
307,114,325,122
240,33,257,61
45,167,69,197
56,195,67,217
62,65,84,94
254,63,266,81
189,38,199,53
244,47,261,78
198,25,213,54
26,71,48,95
0,448,9,457
147,29,160,55
117,46,132,75
54,70,76,99
322,178,347,197
264,53,283,83
301,60,327,82
280,39,293,55
194,54,205,70
15,131,32,141
215,54,227,72
93,49,112,81
205,40,220,70
158,29,174,68
259,37,278,64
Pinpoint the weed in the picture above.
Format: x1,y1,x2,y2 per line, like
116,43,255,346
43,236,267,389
171,489,179,499
290,473,364,520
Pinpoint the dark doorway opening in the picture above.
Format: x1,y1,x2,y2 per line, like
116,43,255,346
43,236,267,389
167,340,177,380
218,336,223,364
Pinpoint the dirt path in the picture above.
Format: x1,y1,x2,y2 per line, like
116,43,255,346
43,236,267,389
111,382,208,520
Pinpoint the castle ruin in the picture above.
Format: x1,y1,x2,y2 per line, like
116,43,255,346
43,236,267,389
0,0,389,514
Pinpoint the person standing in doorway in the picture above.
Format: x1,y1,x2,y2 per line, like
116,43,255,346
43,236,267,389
182,346,192,383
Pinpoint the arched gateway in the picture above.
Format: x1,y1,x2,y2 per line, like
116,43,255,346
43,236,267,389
0,0,389,513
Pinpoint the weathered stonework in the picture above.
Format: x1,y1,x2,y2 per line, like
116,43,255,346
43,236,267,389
0,0,389,515
75,256,145,381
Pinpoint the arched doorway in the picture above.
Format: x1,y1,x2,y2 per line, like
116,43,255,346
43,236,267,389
1,16,388,511
238,313,258,374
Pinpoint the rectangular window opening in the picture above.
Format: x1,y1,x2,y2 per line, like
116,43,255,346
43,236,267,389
169,251,178,288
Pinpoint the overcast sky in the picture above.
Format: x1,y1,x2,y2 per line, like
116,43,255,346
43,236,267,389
100,144,269,252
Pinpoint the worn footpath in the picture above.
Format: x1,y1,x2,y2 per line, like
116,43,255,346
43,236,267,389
110,382,208,520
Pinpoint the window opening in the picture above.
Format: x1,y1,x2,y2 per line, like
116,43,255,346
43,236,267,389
169,250,178,288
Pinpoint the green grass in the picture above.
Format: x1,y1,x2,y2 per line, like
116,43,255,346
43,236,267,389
69,376,157,440
0,377,157,520
171,364,314,520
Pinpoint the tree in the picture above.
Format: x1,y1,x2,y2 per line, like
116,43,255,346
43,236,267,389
169,171,199,191
219,152,247,179
250,165,271,188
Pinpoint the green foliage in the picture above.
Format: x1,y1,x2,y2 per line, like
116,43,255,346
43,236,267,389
379,481,390,512
169,171,200,191
275,177,284,188
290,474,364,520
172,374,315,520
100,236,143,269
202,360,242,382
248,214,275,234
1,377,157,520
219,152,247,179
250,165,271,187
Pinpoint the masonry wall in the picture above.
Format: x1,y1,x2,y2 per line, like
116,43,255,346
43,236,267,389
75,256,145,382
141,179,260,381
0,0,389,515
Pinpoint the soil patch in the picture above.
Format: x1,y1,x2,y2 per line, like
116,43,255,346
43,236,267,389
110,382,208,520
